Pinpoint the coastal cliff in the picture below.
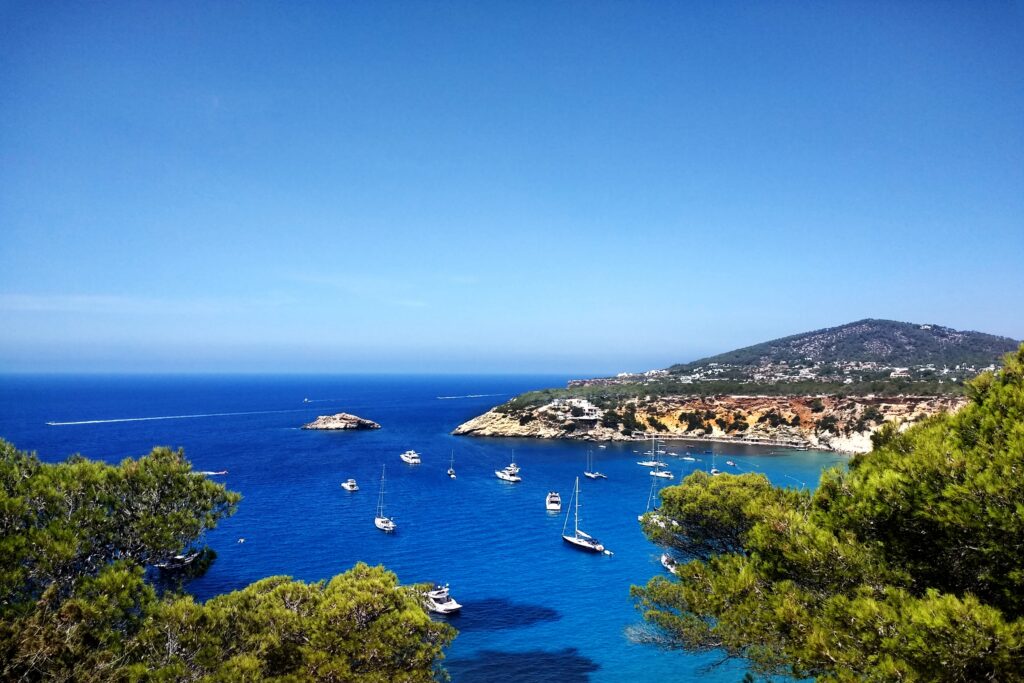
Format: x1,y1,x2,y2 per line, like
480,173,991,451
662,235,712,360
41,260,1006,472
452,394,966,453
302,413,381,430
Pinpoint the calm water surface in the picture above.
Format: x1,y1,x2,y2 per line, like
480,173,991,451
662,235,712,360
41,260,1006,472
0,375,848,682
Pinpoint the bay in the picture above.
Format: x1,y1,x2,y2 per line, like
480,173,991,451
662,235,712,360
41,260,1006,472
0,374,847,682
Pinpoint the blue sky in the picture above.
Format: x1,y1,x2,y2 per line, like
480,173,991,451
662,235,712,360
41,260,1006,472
1,1,1022,374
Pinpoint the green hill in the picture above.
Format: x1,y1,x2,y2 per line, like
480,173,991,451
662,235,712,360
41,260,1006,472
668,319,1018,373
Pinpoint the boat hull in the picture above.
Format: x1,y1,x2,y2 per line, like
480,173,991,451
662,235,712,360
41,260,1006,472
562,534,604,553
374,517,396,533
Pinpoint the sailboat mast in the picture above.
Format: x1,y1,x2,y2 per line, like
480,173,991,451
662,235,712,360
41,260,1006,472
574,476,581,534
561,480,573,534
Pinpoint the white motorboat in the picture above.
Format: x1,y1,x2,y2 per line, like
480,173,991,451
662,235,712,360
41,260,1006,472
598,444,607,449
340,478,359,491
400,450,421,464
374,465,397,533
583,448,607,479
424,584,462,614
447,451,456,479
155,550,200,570
562,477,605,553
546,491,562,511
495,464,521,482
725,460,736,467
661,553,678,575
681,455,696,462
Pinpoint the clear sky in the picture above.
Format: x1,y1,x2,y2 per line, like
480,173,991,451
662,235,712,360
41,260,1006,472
1,1,1022,374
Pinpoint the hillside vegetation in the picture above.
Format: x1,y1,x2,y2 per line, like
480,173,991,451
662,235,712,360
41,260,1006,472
633,343,1024,681
668,319,1018,371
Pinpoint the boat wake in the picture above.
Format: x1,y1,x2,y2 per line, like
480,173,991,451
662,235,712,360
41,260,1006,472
436,393,506,400
46,408,307,426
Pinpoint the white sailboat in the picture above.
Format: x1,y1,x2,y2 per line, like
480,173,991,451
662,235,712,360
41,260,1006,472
583,448,607,479
710,454,721,476
447,451,456,479
650,460,674,479
374,465,396,533
638,477,658,521
562,477,605,553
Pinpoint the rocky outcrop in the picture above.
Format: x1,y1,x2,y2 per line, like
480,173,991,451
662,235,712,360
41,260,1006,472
452,395,967,454
302,413,381,430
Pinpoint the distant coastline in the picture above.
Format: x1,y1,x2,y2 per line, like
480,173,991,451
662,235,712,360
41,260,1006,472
453,393,967,454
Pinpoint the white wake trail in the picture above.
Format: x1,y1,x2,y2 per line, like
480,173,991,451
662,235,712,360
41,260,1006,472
47,408,308,426
436,393,507,400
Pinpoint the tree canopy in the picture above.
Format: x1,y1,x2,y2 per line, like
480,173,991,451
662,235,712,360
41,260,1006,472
634,345,1024,681
0,442,454,682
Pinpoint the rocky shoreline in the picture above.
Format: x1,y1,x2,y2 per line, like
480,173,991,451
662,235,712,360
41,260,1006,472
452,394,967,454
302,413,381,430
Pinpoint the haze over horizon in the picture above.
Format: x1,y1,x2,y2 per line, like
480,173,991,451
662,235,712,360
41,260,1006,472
2,2,1022,374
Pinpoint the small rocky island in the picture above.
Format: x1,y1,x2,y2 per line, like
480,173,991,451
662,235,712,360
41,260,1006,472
302,413,381,430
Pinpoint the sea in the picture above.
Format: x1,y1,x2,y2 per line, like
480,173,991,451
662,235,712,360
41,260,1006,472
0,374,848,682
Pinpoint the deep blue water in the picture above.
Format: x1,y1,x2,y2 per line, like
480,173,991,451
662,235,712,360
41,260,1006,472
0,375,848,682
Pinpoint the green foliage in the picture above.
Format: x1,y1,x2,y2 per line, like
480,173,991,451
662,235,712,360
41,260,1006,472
620,404,645,436
815,414,839,433
0,441,455,682
678,411,705,431
667,319,1018,372
648,417,669,433
601,409,621,428
0,441,240,613
633,345,1024,681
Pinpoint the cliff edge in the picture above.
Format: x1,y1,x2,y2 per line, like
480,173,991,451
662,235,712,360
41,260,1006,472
452,394,966,454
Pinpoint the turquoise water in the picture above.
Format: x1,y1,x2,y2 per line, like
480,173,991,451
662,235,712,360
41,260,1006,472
0,375,848,681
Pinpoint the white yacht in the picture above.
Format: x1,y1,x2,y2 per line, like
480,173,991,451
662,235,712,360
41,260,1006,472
374,465,397,533
447,451,456,479
546,491,562,511
681,454,696,462
562,477,605,553
400,450,421,465
636,460,665,467
423,584,462,614
495,464,521,482
340,478,358,491
661,553,678,575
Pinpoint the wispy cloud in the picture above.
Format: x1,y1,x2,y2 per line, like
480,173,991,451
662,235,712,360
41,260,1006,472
0,293,292,316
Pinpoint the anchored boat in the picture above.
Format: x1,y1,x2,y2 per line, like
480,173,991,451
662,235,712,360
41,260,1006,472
374,465,397,533
562,477,605,553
